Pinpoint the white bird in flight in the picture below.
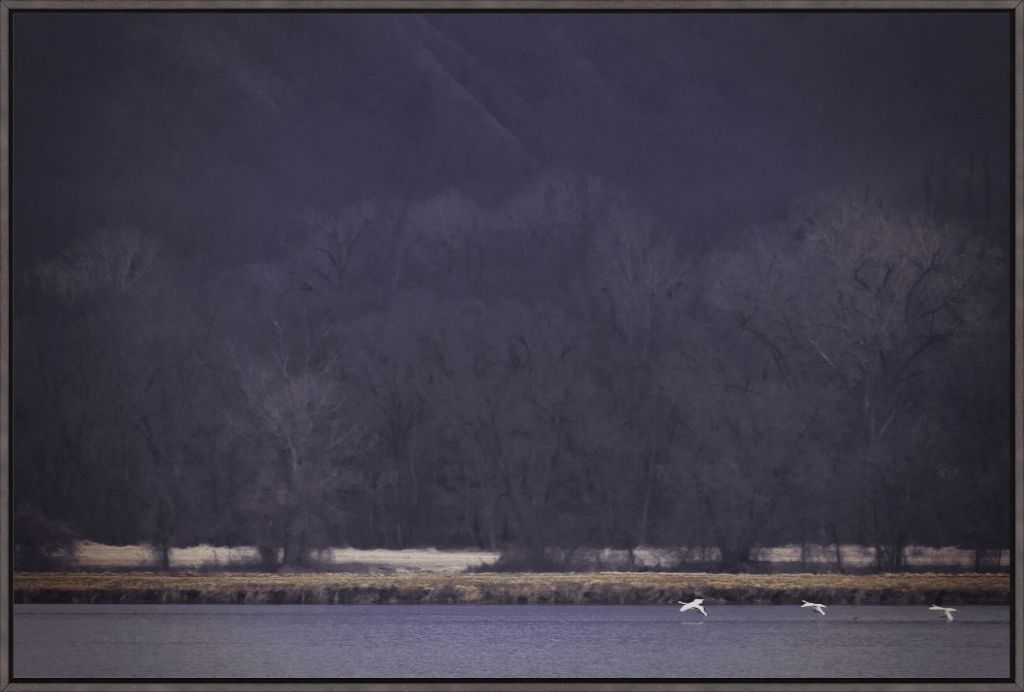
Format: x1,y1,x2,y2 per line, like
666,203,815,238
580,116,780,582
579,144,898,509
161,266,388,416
929,605,957,622
800,600,827,616
678,598,708,616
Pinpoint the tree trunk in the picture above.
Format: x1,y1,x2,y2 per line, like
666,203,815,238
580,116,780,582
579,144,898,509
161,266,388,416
874,539,906,572
718,545,752,572
638,457,653,547
828,522,845,574
156,541,171,571
281,511,305,567
257,545,279,571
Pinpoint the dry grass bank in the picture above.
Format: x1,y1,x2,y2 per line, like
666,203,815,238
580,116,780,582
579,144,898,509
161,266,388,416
13,571,1009,606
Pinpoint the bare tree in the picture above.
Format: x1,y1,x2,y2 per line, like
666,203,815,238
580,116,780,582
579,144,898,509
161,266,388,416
406,191,490,296
349,295,442,547
36,228,160,298
794,196,999,569
287,205,375,300
431,300,585,563
588,207,685,358
581,209,689,561
231,314,365,567
26,229,169,548
667,312,816,571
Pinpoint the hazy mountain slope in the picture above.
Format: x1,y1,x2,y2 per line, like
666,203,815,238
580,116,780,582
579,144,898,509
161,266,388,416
14,12,1011,264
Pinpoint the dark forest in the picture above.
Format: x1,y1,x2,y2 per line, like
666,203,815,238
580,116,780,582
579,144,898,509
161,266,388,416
11,12,1014,572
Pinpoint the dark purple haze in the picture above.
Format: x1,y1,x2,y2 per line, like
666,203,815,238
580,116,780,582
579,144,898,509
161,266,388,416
13,11,1012,265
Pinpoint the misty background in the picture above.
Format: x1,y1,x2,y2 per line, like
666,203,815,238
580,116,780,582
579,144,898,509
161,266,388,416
11,11,1014,571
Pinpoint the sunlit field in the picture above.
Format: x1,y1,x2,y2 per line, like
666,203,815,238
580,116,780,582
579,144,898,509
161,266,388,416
62,541,1011,572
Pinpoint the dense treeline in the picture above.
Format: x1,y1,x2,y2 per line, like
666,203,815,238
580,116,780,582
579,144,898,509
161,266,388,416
13,175,1012,571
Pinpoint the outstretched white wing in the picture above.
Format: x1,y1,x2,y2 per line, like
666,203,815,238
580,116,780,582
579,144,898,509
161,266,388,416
678,599,706,614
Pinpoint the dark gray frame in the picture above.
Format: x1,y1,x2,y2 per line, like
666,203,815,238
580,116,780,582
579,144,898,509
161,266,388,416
0,2,1020,690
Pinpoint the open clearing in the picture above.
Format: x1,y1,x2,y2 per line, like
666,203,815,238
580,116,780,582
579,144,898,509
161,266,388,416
68,541,1010,571
71,542,500,571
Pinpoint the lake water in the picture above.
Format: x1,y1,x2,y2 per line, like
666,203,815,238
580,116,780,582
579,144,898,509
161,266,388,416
13,604,1011,679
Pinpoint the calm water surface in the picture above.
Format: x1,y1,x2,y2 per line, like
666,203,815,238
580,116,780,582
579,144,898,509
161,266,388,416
14,604,1010,678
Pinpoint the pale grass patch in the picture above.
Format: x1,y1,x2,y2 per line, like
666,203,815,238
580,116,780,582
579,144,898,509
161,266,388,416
70,542,1009,571
311,547,500,572
73,541,499,572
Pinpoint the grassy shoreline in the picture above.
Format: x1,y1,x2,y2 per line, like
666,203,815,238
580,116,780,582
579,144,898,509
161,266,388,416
13,571,1010,606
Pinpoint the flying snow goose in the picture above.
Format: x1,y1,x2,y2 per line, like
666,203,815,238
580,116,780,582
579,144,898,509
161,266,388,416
929,605,957,622
677,598,708,616
800,600,827,616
